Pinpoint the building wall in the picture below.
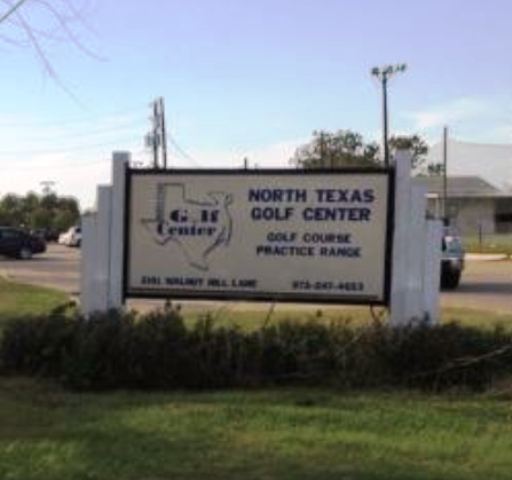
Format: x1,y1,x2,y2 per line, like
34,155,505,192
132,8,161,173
427,197,496,236
451,198,497,236
496,198,512,233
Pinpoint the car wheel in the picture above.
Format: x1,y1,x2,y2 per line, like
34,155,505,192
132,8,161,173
18,247,33,260
441,270,460,290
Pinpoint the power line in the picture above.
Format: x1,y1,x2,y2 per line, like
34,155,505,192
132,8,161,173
167,133,202,167
1,154,150,172
0,158,110,172
0,104,147,128
143,97,202,168
0,124,144,144
0,136,139,155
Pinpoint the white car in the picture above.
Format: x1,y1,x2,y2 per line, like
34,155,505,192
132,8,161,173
58,226,82,247
58,231,67,245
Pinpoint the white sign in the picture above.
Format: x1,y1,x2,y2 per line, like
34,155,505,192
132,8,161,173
125,170,393,304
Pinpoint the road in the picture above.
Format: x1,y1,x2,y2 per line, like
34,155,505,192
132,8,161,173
0,245,80,295
441,260,512,313
1,244,511,313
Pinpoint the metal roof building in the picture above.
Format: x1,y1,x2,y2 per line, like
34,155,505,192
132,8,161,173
416,175,507,197
426,140,512,192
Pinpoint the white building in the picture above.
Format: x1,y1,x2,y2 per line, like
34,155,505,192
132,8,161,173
417,176,512,236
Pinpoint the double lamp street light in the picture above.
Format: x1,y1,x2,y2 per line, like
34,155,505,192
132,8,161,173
371,64,407,167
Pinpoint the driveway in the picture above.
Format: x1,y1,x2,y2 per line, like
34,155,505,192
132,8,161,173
1,244,511,313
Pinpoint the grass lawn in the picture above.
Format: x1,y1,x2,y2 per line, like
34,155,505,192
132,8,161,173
0,277,69,323
0,275,509,331
0,377,512,480
1,281,512,478
440,306,512,329
463,234,512,255
180,304,512,331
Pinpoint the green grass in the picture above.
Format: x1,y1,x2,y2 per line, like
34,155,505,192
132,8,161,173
0,377,511,480
180,305,512,331
0,275,510,340
0,276,509,331
181,305,368,329
463,234,512,255
441,307,512,329
1,282,512,478
0,277,69,322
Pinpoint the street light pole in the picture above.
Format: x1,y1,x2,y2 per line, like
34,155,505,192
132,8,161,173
371,64,407,167
443,126,448,221
40,180,55,196
382,75,389,167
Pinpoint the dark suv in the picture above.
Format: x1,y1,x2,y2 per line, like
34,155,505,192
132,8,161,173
0,227,46,259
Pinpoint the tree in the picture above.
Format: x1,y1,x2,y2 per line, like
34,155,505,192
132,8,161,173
0,194,23,226
0,191,80,232
388,135,429,171
426,163,445,176
291,130,429,171
291,130,381,169
0,0,99,95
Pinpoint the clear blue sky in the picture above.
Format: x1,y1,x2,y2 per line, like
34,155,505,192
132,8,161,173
1,0,512,206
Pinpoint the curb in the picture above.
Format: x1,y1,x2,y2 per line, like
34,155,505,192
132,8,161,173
465,253,510,261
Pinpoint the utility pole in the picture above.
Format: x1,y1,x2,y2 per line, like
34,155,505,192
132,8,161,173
371,64,407,167
319,132,327,168
443,126,449,222
145,97,169,169
152,100,159,169
159,97,168,169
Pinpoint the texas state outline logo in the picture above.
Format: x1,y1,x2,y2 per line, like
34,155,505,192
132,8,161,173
141,182,234,271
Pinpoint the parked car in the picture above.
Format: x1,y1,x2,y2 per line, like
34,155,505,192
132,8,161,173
441,229,465,290
0,227,46,259
57,231,67,245
31,228,59,242
31,229,45,239
58,225,82,247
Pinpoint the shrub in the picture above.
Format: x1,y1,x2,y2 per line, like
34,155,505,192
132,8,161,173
0,312,75,377
1,309,511,392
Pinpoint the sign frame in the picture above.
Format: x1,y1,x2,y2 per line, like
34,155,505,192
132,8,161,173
122,167,395,305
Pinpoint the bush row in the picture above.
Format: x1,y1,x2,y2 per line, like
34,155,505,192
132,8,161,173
1,308,511,391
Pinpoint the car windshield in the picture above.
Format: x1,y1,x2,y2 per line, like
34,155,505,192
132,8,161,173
444,236,463,254
0,229,23,239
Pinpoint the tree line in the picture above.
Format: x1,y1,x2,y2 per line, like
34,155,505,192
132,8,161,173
0,130,435,236
0,192,80,234
291,130,441,174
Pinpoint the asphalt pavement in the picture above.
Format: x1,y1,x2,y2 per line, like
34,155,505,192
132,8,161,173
0,244,511,313
440,259,512,313
0,245,80,295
